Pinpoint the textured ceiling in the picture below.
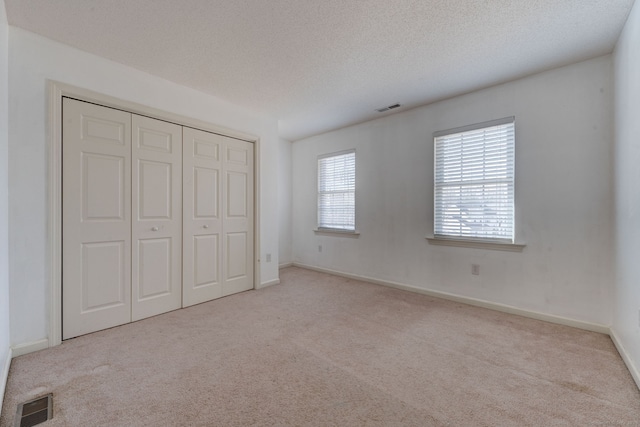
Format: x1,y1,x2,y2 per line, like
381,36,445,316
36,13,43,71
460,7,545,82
4,0,636,141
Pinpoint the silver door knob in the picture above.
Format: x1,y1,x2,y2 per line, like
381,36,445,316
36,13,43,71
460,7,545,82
151,227,159,231
203,225,209,229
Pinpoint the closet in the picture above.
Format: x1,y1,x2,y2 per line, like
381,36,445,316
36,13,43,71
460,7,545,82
62,98,254,339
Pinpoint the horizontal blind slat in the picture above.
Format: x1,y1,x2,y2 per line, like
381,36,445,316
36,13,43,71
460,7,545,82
434,120,514,241
318,150,356,230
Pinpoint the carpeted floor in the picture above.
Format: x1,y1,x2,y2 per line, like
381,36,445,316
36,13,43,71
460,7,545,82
1,266,639,426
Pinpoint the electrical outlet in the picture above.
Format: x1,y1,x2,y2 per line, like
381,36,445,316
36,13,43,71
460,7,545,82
266,253,271,262
318,245,322,253
471,264,480,276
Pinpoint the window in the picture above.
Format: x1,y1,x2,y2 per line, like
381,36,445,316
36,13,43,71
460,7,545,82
318,150,356,231
434,117,515,242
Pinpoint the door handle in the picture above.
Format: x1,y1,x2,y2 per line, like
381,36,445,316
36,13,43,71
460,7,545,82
151,227,159,231
203,225,209,229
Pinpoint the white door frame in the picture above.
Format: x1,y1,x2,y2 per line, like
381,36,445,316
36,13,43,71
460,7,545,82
47,80,261,347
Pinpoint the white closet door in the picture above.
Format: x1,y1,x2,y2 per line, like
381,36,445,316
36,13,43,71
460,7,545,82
182,128,223,306
222,138,254,296
62,98,132,339
131,115,182,321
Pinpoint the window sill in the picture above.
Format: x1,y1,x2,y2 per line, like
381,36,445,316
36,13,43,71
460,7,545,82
314,228,360,237
426,236,525,252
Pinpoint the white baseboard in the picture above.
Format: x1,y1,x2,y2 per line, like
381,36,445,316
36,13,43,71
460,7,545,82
293,263,610,335
0,346,11,419
279,262,293,269
11,339,49,358
609,328,640,391
258,278,280,289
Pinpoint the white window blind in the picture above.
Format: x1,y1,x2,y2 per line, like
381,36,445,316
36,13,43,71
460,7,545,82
318,150,355,231
434,117,515,242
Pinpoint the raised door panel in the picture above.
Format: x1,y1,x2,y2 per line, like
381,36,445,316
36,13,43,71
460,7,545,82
82,154,126,221
226,232,248,280
222,139,254,297
62,98,132,339
138,160,173,219
137,238,173,299
194,167,218,218
194,235,218,287
182,127,223,307
81,241,127,312
132,115,182,321
227,172,247,218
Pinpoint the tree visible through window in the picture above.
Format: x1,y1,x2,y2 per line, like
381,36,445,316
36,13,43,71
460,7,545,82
318,150,355,231
434,117,515,242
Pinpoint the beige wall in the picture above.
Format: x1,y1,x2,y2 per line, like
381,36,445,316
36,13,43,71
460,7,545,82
293,56,613,327
6,27,281,348
0,0,11,414
613,0,640,387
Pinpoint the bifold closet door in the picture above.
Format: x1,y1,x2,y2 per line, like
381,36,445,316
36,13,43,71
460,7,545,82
182,128,223,306
131,115,182,321
222,137,254,297
183,129,254,306
62,98,132,340
63,98,252,337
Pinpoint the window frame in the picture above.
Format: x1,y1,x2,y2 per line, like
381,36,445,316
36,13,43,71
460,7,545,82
428,117,524,251
316,149,357,234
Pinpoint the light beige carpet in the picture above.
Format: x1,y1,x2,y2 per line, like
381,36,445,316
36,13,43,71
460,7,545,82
1,266,639,426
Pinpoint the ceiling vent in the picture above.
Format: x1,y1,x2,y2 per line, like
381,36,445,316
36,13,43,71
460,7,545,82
376,103,401,113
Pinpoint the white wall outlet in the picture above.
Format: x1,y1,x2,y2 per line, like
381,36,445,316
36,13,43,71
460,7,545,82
318,245,322,253
266,253,271,262
471,264,480,275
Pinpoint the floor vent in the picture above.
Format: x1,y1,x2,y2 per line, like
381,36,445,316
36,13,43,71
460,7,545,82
15,394,52,427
